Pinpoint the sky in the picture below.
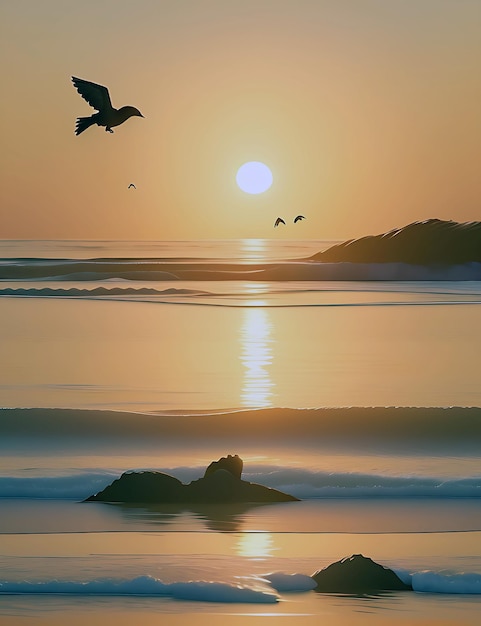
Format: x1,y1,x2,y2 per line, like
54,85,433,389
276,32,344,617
1,0,481,241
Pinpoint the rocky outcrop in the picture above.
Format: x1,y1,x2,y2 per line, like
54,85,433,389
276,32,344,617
204,454,243,479
310,219,481,265
84,455,298,504
84,471,183,503
312,554,411,593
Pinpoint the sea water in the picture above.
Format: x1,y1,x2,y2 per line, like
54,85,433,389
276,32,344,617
0,239,480,625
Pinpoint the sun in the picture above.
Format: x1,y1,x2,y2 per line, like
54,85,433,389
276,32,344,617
236,162,273,194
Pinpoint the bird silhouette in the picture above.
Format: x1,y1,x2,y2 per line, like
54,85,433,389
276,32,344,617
128,183,136,189
72,76,144,136
274,217,286,227
294,215,306,223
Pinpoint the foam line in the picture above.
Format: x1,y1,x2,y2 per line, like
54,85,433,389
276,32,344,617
1,469,479,499
0,576,279,603
395,569,481,594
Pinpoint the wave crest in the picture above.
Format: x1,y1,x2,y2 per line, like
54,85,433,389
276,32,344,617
1,469,480,500
1,570,480,597
395,569,481,595
0,575,278,603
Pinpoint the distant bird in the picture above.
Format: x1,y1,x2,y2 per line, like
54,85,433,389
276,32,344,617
294,215,306,223
72,76,144,136
128,183,136,189
274,217,286,227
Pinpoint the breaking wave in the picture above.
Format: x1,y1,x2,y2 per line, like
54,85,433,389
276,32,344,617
2,282,481,307
1,469,479,500
0,286,211,301
2,407,480,455
395,569,481,595
2,260,481,283
0,576,278,603
1,569,480,597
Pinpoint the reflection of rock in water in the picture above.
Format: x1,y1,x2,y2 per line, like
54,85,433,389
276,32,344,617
84,455,298,505
103,501,278,533
105,502,187,527
311,554,412,594
190,502,274,532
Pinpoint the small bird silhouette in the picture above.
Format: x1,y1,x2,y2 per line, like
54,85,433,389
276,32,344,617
72,76,144,136
128,183,136,189
294,215,306,223
274,217,286,227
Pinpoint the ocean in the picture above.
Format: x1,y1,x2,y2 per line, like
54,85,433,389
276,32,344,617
1,239,480,625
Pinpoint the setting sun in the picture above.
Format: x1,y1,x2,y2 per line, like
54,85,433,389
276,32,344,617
236,162,273,195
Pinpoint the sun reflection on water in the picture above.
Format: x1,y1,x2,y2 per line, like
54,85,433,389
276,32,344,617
239,307,274,408
237,532,274,558
241,238,268,261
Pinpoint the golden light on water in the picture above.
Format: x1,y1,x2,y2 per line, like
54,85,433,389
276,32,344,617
239,307,274,408
243,281,269,296
243,280,269,307
237,532,274,558
241,239,268,261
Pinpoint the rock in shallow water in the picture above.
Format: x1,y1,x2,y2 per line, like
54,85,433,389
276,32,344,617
312,554,412,593
84,455,298,504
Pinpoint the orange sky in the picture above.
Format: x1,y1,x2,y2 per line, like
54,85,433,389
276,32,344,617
1,0,481,240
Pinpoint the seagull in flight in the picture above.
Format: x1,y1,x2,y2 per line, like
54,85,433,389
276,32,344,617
128,183,136,189
274,217,286,227
294,215,306,223
72,76,144,135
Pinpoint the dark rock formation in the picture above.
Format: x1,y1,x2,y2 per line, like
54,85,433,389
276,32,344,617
84,471,184,504
84,455,298,504
204,454,243,479
312,554,411,593
310,219,481,265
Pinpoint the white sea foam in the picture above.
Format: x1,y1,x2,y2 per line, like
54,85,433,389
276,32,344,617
252,469,481,499
0,472,118,499
1,570,480,598
0,576,279,603
257,572,317,592
0,469,479,500
395,569,481,594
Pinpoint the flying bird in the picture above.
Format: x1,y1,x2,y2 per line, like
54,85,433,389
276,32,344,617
128,183,136,189
294,215,306,223
274,217,286,227
71,76,144,136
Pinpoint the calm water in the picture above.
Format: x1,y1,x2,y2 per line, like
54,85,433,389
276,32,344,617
1,239,480,625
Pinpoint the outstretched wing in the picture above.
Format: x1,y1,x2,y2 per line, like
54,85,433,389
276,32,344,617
71,76,113,112
275,217,286,227
294,215,306,223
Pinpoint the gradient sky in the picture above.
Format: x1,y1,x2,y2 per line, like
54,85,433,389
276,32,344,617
1,0,481,240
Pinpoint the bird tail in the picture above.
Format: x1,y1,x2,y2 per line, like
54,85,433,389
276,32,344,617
75,115,97,136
